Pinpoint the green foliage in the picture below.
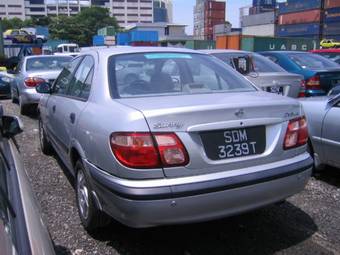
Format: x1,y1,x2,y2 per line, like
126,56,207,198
1,7,119,46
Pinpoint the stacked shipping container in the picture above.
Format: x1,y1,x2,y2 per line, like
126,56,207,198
323,0,340,40
276,0,323,39
203,1,226,40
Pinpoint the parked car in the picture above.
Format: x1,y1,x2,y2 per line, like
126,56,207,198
36,47,312,231
300,85,340,170
10,55,72,115
0,73,12,99
320,39,340,49
0,105,55,254
310,49,340,65
201,50,304,98
3,29,36,44
260,51,340,97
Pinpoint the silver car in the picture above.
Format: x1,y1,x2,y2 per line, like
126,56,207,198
36,47,312,231
0,106,55,254
300,87,340,170
201,50,304,98
10,55,72,115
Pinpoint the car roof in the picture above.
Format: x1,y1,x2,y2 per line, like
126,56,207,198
85,46,203,58
199,49,250,54
310,49,340,53
24,55,73,60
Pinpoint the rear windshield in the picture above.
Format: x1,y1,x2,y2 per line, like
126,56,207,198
108,52,256,98
26,57,72,71
212,53,285,73
288,53,339,70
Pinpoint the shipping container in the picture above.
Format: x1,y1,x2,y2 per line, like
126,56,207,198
325,0,340,9
242,24,275,37
116,33,130,45
241,11,275,27
130,31,159,42
129,42,159,47
241,36,318,52
276,23,321,37
185,40,216,50
324,8,340,23
278,0,322,14
97,26,116,36
93,35,105,46
323,22,340,35
279,9,321,25
216,35,240,50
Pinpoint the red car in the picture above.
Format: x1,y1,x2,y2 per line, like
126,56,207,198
310,49,340,65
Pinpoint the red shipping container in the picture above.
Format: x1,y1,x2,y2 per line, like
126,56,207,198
279,9,321,25
325,0,340,9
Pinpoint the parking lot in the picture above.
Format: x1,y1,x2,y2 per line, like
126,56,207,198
1,99,340,255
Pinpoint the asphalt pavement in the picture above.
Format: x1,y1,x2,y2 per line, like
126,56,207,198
2,99,340,255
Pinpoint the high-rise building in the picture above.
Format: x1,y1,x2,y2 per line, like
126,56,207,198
153,0,172,23
194,0,226,40
0,0,25,20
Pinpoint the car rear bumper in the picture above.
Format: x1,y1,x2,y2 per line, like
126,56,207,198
20,88,41,105
85,153,312,228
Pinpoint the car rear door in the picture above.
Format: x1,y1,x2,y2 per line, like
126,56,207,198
50,55,94,167
322,100,340,168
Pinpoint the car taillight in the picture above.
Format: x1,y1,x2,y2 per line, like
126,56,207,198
305,75,321,90
298,80,306,98
284,116,308,150
110,132,189,169
24,77,45,87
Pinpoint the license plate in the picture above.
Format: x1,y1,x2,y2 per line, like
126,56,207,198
200,126,266,160
266,86,284,95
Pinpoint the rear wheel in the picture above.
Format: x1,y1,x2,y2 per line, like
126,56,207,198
11,89,19,104
19,97,29,115
307,141,325,173
75,161,110,232
39,118,53,155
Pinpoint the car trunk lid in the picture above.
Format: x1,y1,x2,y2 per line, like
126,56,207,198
246,72,303,98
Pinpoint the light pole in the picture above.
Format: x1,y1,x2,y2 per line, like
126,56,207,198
0,18,4,57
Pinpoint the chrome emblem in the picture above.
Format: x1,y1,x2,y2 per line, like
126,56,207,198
235,109,245,118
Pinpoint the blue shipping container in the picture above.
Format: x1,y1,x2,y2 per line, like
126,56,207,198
324,22,340,35
324,8,340,23
36,26,49,37
116,33,130,45
276,23,320,37
130,31,158,42
93,35,105,46
278,0,322,14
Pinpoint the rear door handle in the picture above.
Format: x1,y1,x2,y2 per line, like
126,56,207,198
70,113,76,124
52,105,56,113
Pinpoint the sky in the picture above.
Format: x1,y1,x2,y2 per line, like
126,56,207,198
173,0,253,35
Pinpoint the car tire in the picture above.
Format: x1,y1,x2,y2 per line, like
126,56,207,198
11,89,19,104
307,141,325,173
19,99,29,115
75,161,110,232
39,118,53,155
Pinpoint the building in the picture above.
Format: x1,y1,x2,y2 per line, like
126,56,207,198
0,0,25,20
153,0,172,23
194,0,226,40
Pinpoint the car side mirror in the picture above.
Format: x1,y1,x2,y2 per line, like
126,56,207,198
328,85,340,96
36,82,51,94
1,115,23,138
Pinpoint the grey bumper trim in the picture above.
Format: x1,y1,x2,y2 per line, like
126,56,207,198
88,156,313,201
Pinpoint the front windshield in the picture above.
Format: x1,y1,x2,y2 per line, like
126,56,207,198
288,53,339,70
26,57,72,71
109,52,256,98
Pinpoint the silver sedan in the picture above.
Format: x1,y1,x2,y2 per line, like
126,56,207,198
10,55,72,115
36,47,312,231
300,87,340,170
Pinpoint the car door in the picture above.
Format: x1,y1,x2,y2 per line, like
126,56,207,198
46,56,83,158
50,55,94,168
322,100,340,168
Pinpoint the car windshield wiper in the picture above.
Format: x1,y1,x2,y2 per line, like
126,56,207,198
327,93,340,109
